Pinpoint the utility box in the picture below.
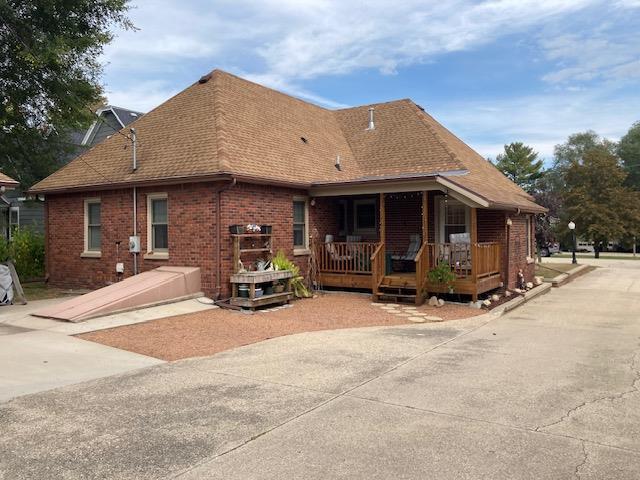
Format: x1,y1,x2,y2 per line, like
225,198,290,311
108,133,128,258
129,235,141,253
115,262,124,274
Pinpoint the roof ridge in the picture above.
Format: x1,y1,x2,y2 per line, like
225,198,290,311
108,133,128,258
408,101,466,172
335,98,411,112
211,71,230,171
208,69,338,113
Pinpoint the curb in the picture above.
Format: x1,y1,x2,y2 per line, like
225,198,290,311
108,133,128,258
489,282,552,317
549,264,591,287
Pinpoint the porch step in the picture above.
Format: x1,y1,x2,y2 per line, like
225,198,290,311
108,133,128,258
379,275,417,289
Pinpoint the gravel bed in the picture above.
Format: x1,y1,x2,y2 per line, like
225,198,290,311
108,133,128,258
78,293,483,361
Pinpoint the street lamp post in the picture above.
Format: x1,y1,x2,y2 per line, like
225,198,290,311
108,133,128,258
568,221,577,264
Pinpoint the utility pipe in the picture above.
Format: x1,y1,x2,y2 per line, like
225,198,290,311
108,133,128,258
133,186,138,275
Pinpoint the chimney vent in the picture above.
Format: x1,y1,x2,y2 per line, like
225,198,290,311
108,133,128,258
367,107,375,130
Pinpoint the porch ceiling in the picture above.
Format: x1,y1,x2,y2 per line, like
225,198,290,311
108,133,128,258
309,176,488,209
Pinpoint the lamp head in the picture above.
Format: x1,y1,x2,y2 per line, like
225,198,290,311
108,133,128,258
568,221,576,230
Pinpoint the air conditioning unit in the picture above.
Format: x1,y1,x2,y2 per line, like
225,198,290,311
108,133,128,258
129,235,141,253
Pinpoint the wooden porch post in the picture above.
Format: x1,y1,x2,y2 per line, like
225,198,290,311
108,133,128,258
422,191,428,244
379,192,385,243
470,207,478,301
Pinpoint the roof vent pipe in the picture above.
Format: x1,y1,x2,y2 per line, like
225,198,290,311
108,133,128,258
130,128,137,171
335,154,342,171
367,107,375,130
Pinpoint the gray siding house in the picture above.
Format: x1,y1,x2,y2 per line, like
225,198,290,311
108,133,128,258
4,106,143,239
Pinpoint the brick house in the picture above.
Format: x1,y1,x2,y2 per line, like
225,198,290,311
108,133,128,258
30,70,545,303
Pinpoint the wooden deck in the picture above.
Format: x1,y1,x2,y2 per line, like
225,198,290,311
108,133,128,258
315,241,502,303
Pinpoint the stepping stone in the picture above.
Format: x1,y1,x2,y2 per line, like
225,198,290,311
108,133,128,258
396,313,414,317
424,316,444,322
408,316,427,323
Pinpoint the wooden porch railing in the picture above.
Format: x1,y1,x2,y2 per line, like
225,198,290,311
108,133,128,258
370,242,385,292
474,242,501,277
315,242,377,274
424,242,501,279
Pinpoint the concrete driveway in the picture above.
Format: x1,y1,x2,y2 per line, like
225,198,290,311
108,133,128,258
1,263,639,479
0,298,214,401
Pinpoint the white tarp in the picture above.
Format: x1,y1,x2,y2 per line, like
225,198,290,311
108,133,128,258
0,264,14,305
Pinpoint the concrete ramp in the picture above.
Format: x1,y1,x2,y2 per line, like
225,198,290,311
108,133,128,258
33,267,202,322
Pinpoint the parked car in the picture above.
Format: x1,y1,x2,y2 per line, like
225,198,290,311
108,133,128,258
539,242,560,257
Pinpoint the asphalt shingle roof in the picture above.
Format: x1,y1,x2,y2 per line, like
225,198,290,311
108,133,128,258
30,70,544,212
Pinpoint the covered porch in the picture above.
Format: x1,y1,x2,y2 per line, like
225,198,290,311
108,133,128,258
311,189,503,304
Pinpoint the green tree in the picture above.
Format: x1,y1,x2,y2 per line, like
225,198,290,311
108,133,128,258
494,142,544,193
618,121,640,191
563,149,640,257
553,130,616,172
0,0,132,188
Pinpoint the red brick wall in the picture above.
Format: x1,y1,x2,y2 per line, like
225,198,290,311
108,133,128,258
477,209,534,289
385,193,422,255
46,183,218,293
45,181,309,298
44,182,535,298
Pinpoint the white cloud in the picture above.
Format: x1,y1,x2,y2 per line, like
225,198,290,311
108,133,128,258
104,80,180,113
433,89,639,161
540,31,640,85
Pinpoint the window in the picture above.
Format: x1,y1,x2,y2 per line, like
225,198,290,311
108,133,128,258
353,198,377,234
83,199,101,254
9,207,19,239
293,197,309,252
147,194,168,254
437,197,469,243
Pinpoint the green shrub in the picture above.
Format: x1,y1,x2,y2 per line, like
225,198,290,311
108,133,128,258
0,229,45,280
272,250,311,298
427,261,457,292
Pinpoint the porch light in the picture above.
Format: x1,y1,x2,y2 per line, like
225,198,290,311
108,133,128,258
506,217,512,226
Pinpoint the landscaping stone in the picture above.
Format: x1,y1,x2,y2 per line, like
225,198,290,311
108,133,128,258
428,296,438,306
491,294,500,302
437,299,445,307
407,316,427,323
526,282,534,289
483,299,491,307
505,290,512,297
534,276,543,286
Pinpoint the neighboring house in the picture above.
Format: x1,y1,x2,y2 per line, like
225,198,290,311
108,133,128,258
30,70,545,303
4,105,143,236
0,172,20,240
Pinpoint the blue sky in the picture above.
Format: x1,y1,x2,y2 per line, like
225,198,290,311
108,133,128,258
101,0,640,162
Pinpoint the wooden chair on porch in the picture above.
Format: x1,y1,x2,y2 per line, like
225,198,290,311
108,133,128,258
391,234,421,272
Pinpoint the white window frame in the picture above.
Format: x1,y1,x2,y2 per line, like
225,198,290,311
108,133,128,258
82,198,101,258
353,198,377,235
436,197,470,243
293,196,310,255
146,193,169,259
8,206,19,240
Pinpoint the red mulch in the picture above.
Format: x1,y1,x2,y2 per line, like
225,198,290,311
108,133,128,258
77,293,483,361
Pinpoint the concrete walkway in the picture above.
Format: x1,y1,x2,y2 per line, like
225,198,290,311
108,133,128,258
1,265,640,479
0,297,216,402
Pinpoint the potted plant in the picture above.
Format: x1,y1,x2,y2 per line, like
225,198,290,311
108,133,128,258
427,261,456,294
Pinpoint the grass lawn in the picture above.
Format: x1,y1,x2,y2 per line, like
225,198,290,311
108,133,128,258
21,282,80,301
535,263,577,279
